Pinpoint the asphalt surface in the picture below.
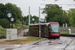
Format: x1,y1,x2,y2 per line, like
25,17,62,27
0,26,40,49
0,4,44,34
12,36,75,50
0,36,74,50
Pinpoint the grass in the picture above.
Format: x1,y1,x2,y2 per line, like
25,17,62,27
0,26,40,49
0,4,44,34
10,23,23,29
24,25,29,29
0,36,44,44
60,31,69,34
60,27,69,34
60,27,75,34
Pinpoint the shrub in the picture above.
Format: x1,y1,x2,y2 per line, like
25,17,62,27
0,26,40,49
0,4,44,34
0,25,3,29
0,18,9,28
0,26,6,38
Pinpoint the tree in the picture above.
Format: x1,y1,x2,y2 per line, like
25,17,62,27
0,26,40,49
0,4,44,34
69,9,75,26
0,3,22,22
0,3,23,28
0,3,5,18
0,18,9,28
23,15,39,25
5,3,22,22
42,4,69,26
32,15,39,23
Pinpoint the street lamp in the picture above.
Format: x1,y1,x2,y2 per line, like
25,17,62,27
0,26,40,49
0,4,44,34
11,18,14,28
7,13,12,28
32,18,35,24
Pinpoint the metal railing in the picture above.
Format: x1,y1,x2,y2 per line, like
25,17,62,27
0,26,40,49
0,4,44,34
17,26,24,34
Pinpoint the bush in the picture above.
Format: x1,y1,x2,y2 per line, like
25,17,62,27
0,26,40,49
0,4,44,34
0,26,6,38
0,25,3,29
0,18,9,28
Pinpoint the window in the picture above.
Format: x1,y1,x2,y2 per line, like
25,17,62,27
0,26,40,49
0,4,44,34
49,24,60,33
34,26,38,35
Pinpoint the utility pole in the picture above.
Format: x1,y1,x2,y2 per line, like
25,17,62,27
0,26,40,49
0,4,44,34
29,6,30,36
29,6,30,25
39,7,41,38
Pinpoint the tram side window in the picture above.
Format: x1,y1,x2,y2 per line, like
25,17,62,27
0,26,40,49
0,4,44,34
34,26,38,35
41,26,43,34
30,26,33,34
48,25,51,33
45,26,47,34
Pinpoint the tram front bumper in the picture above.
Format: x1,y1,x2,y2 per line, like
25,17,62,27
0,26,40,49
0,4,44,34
50,33,60,37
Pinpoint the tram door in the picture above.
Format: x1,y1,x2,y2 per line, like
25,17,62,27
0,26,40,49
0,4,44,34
45,25,48,37
29,26,33,36
34,26,38,36
41,25,45,37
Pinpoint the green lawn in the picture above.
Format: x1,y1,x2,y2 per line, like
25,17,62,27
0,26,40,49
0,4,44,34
60,31,69,34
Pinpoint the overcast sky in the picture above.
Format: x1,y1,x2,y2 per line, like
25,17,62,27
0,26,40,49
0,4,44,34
0,0,75,19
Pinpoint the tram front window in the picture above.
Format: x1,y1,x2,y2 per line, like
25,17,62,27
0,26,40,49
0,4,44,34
49,24,60,33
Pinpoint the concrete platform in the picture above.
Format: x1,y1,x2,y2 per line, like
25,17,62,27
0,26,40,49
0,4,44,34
60,33,75,37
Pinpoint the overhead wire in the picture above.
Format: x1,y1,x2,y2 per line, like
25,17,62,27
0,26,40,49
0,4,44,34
29,0,75,16
54,0,75,9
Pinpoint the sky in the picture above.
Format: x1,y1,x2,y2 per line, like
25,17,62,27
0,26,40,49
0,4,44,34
0,0,75,19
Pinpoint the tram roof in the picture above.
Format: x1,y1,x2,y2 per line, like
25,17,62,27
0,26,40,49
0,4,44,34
30,23,49,26
29,22,59,26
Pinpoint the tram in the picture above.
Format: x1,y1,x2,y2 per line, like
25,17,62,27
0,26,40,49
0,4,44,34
29,22,60,39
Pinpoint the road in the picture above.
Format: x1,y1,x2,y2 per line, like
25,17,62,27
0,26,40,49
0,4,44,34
13,36,75,50
0,36,75,50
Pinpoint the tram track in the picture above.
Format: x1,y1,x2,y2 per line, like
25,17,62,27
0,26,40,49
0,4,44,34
26,39,54,50
63,39,73,50
12,36,75,50
28,38,74,50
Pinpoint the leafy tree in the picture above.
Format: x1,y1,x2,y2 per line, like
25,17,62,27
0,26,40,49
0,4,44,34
32,15,39,23
42,4,69,26
0,3,5,18
69,9,75,26
5,3,22,22
0,18,9,28
23,15,39,25
16,19,20,23
0,3,22,27
0,3,22,21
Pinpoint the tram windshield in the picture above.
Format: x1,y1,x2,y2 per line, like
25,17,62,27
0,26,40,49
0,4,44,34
49,24,60,33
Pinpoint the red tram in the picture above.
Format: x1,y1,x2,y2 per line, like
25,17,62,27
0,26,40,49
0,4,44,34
29,22,60,39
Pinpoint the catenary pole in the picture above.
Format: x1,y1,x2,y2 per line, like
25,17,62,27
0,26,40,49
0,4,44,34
39,7,41,38
29,6,30,36
29,6,30,25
